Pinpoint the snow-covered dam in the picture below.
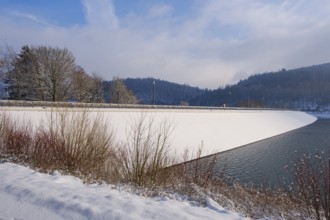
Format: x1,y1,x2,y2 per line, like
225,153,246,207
0,104,316,158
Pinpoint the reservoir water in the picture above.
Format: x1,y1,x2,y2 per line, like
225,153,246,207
214,117,330,187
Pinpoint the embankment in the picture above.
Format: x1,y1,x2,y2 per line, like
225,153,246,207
0,105,316,158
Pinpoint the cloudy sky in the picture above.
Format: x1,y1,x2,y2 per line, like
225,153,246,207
1,0,330,89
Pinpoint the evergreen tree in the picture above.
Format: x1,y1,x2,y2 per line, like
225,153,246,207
7,45,76,102
7,45,33,100
89,73,104,103
71,66,93,102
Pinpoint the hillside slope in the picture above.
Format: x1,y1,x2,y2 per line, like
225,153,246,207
103,78,207,105
190,63,330,109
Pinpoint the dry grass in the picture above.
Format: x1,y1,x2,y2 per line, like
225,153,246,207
32,130,67,171
0,113,33,163
209,183,305,219
177,145,222,188
0,109,117,182
117,114,175,186
41,109,116,181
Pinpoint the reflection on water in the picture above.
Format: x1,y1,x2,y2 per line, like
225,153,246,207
214,118,330,187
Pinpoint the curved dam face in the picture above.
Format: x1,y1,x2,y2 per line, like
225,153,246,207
0,106,316,158
108,109,317,157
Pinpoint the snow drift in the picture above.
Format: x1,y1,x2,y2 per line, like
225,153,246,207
0,162,248,220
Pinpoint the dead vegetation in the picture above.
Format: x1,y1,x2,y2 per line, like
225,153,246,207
287,151,330,220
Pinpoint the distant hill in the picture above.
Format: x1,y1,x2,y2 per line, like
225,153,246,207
103,78,208,105
190,63,330,110
103,63,330,110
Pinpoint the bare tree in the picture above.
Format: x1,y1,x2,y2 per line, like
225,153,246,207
70,66,93,102
110,77,137,104
118,114,174,185
34,46,75,102
89,73,104,103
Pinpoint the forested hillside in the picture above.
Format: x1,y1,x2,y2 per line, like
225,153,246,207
190,63,330,110
104,78,208,105
104,63,330,110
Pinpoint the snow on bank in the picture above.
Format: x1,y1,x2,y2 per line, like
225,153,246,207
309,111,330,119
0,162,248,220
0,107,316,157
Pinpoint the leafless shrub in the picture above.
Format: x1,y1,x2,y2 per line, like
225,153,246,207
40,109,117,182
139,143,231,209
287,150,330,220
0,114,33,161
0,108,119,182
0,112,9,151
5,122,32,156
154,143,308,219
208,183,304,219
117,113,174,186
178,144,220,188
32,130,67,171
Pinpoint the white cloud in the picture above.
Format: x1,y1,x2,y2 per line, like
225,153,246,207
9,11,55,27
148,4,173,18
1,0,330,88
81,0,118,29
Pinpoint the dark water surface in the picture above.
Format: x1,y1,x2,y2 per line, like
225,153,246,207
214,118,330,187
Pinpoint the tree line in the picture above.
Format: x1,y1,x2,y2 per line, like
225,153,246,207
103,78,207,105
0,45,137,104
190,63,330,110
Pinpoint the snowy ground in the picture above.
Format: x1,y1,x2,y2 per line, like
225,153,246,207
0,163,248,220
0,107,316,219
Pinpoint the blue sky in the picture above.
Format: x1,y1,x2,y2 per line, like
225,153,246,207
1,0,330,89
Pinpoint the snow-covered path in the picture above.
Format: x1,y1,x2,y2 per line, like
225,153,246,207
0,163,248,220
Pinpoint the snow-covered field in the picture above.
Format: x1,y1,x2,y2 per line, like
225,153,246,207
0,107,316,219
